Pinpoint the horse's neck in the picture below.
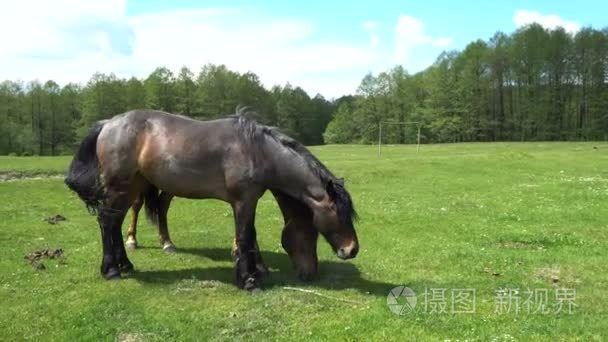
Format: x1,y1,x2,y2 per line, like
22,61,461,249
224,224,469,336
262,139,325,203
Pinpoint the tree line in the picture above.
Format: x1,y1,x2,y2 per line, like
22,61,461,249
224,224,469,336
1,24,607,155
0,64,334,155
325,24,608,144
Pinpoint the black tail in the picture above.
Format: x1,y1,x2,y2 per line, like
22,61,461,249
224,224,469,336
143,185,161,226
64,123,105,214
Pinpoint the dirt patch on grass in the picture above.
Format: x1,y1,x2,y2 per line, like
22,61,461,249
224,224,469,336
45,214,67,225
533,266,581,286
482,267,502,277
534,266,561,284
0,170,63,182
117,333,157,342
25,248,65,270
496,240,546,250
173,279,224,294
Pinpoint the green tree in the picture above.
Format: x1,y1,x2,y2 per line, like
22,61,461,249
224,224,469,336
81,73,127,135
175,67,196,116
323,102,359,143
196,64,239,118
144,67,175,112
125,77,146,110
0,81,23,154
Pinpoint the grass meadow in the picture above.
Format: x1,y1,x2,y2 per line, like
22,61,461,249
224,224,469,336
0,142,606,341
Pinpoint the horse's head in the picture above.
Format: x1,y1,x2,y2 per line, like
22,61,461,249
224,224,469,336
308,179,359,260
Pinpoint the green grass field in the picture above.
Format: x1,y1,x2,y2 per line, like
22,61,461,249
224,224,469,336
1,142,606,341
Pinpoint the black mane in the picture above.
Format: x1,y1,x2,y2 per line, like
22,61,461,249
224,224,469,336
230,109,358,225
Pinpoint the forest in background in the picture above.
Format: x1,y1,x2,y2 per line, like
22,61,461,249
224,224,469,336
1,23,607,155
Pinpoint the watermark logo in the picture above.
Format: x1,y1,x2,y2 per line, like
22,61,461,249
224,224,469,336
495,287,576,314
420,288,476,314
387,286,575,315
387,286,417,315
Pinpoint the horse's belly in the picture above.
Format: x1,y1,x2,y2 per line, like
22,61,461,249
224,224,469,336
158,175,227,199
141,159,229,200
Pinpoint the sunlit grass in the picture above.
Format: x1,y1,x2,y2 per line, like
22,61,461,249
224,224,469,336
0,142,606,340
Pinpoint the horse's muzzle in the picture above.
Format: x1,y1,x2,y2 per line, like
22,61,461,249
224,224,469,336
336,240,359,259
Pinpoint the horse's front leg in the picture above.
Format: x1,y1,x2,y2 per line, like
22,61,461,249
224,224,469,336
282,219,319,281
232,199,262,291
232,237,269,275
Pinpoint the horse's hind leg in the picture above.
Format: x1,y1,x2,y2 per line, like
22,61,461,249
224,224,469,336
126,193,144,250
157,192,176,253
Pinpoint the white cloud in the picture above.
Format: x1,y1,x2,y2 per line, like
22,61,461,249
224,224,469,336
125,9,378,97
513,10,580,34
0,2,450,98
392,15,452,66
0,0,133,87
0,0,130,59
363,21,380,48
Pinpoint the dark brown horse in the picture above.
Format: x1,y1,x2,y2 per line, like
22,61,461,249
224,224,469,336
65,109,358,290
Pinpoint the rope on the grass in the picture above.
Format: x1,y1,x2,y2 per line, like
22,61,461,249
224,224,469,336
281,286,365,305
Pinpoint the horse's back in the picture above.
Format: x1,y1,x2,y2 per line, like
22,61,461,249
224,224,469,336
97,110,249,200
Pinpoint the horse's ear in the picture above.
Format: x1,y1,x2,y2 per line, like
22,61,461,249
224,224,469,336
336,177,345,186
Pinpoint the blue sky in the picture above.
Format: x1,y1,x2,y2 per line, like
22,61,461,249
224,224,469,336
127,1,605,39
1,0,605,98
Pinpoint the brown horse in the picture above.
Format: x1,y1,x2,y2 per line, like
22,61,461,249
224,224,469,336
124,191,175,252
65,109,358,290
124,190,268,274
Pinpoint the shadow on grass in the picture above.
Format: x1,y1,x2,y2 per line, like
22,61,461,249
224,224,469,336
130,247,397,297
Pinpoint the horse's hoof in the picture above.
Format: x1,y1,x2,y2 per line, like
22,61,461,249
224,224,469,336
249,287,263,295
163,244,176,254
126,241,137,250
256,263,270,276
243,277,262,292
297,270,317,282
119,262,134,273
103,268,121,280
